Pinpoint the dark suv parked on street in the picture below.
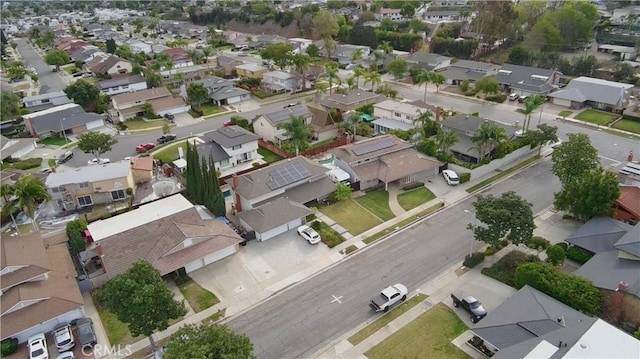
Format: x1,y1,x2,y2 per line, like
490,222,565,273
157,134,177,144
56,150,74,164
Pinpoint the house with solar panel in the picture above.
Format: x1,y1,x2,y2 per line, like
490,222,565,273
253,105,313,143
329,135,443,191
228,156,336,241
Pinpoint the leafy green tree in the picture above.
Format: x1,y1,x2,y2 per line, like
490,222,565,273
554,167,620,221
320,64,341,95
1,91,23,122
1,182,17,228
613,62,636,82
291,53,311,90
115,45,134,59
12,175,51,232
5,62,26,81
260,43,293,70
77,131,118,162
186,83,209,111
186,142,204,205
474,77,500,103
151,52,174,71
278,114,313,156
431,72,446,93
306,43,320,58
414,110,439,138
470,191,535,249
526,123,558,155
312,10,339,57
551,133,599,186
105,38,117,53
163,323,254,359
333,182,352,202
434,128,459,154
44,49,71,71
145,69,162,88
341,111,364,141
66,219,88,255
98,261,187,351
162,123,171,135
64,80,101,111
546,244,566,266
387,58,408,79
507,45,535,66
471,122,507,162
141,103,155,118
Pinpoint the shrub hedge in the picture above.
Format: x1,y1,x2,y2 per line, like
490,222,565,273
1,338,18,356
566,246,595,264
463,252,485,268
481,250,540,287
526,236,550,251
12,157,42,170
459,172,471,184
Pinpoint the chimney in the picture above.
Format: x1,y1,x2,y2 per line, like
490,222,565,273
232,174,242,212
611,280,628,323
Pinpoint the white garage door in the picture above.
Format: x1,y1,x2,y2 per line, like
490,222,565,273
226,95,241,104
159,105,190,116
15,308,84,343
260,223,289,241
85,119,105,130
184,259,204,273
286,218,302,230
552,98,571,107
203,245,237,265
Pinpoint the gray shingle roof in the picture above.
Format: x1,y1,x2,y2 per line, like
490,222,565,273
496,64,558,93
254,176,336,208
237,197,312,233
329,135,413,164
25,105,106,135
45,162,130,188
614,224,640,256
575,250,640,298
442,114,516,137
97,74,146,90
548,76,634,107
564,216,632,254
209,86,250,101
195,141,230,162
201,125,259,149
263,105,311,125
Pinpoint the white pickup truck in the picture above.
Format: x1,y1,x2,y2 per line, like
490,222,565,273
369,284,408,312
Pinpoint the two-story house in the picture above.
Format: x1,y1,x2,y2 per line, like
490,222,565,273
0,233,85,344
332,44,372,65
87,55,132,77
548,76,634,112
372,99,433,134
195,125,260,177
97,74,148,96
216,56,244,77
262,71,301,94
441,114,517,163
235,63,269,80
253,105,313,144
495,64,561,97
22,91,72,112
162,47,194,69
438,60,501,85
45,161,135,211
111,87,189,122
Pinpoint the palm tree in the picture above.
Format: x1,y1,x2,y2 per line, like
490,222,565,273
187,49,201,65
364,71,381,92
353,66,366,89
342,112,363,142
152,53,174,71
351,49,364,65
417,70,434,102
291,54,311,90
173,72,185,89
321,64,341,95
522,94,546,132
471,123,508,163
434,128,459,153
1,182,17,228
12,175,51,232
344,76,357,91
377,41,393,55
278,114,313,156
201,46,212,69
313,81,330,102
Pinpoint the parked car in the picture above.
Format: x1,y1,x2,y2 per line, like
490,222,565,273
283,103,297,108
39,167,52,174
52,323,75,352
369,284,408,312
28,333,48,359
87,158,110,165
56,352,75,359
157,134,177,144
136,142,156,152
223,120,234,127
442,169,460,186
508,93,519,101
74,317,97,348
163,113,175,120
518,95,529,103
56,150,74,164
451,292,488,323
297,225,321,244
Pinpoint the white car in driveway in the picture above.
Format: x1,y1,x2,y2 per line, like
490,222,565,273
52,323,75,352
297,225,321,244
28,333,48,359
88,158,111,165
442,169,460,186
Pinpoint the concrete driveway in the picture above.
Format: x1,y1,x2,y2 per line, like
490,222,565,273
189,228,334,314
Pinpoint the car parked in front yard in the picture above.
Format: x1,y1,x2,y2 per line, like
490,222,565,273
442,169,460,186
28,333,48,359
297,225,321,244
52,323,75,352
74,317,97,348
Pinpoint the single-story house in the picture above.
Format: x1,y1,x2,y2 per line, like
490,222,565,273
438,60,501,85
0,233,85,344
618,162,640,186
96,74,148,96
0,135,37,160
331,44,372,65
252,105,313,144
441,114,517,163
471,285,639,358
495,64,561,97
423,10,461,23
148,96,190,118
548,76,634,112
181,76,250,106
87,55,132,77
22,91,72,111
320,90,384,114
111,87,181,122
87,194,243,281
216,56,244,77
22,103,106,139
237,197,313,242
330,135,443,191
403,51,452,71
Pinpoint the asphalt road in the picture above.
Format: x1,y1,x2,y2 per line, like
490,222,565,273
227,159,559,359
14,38,68,94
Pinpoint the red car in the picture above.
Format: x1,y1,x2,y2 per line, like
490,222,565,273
135,142,156,153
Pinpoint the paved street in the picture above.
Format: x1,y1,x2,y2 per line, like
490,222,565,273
227,159,559,359
14,38,68,94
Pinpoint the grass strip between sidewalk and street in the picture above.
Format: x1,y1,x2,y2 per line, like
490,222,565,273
348,294,427,345
365,303,469,359
363,202,444,245
466,156,540,193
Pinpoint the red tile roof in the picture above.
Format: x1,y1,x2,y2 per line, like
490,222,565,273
617,186,640,218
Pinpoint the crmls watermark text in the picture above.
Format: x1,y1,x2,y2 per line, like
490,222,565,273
83,344,133,357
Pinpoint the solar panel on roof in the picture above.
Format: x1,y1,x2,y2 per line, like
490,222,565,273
266,162,312,190
352,139,396,156
268,110,292,123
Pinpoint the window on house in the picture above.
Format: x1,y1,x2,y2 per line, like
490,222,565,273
232,144,242,150
406,115,411,120
79,182,89,189
42,99,50,103
77,195,93,207
51,187,60,193
394,112,401,117
111,190,126,200
219,159,229,167
404,175,412,183
122,85,129,89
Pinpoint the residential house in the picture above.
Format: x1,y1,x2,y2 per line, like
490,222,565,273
262,71,301,94
0,233,85,344
330,135,443,191
45,161,135,211
377,8,406,21
289,37,313,54
181,76,250,106
320,90,384,114
229,156,336,240
403,51,452,71
69,45,103,64
306,103,340,142
22,91,72,111
235,63,269,80
614,185,640,224
160,64,207,89
253,105,313,144
96,74,148,96
195,125,260,176
125,40,152,54
216,55,244,77
87,194,243,283
22,103,106,139
618,162,640,186
87,55,132,77
254,34,288,49
372,99,434,134
0,135,37,160
111,87,188,122
548,76,634,112
423,10,461,23
496,64,561,97
130,156,154,184
471,285,639,358
437,60,501,85
162,48,194,69
151,43,170,54
332,44,372,65
440,114,517,163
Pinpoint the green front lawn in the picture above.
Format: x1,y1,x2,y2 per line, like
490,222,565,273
153,142,187,163
612,118,640,134
363,203,444,244
354,190,395,221
258,146,284,163
200,104,226,117
397,187,436,211
123,118,170,130
558,110,573,117
311,220,346,248
574,109,617,125
319,199,382,235
177,278,219,313
38,137,68,146
365,303,470,359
